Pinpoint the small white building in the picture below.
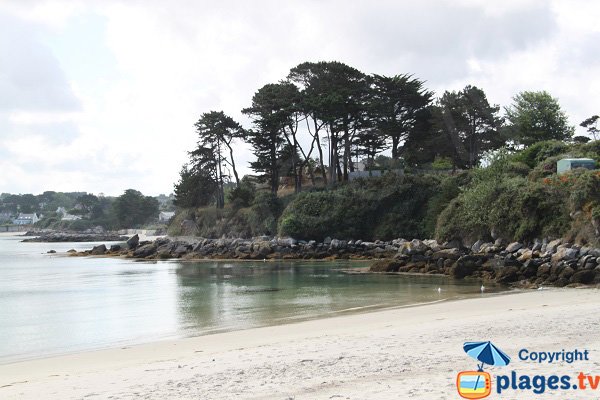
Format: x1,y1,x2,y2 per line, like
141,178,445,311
13,213,39,225
159,211,175,222
56,206,82,221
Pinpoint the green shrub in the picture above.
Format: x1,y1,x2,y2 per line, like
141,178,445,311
248,191,284,235
227,177,256,208
435,176,570,243
431,156,453,170
513,140,570,168
279,173,441,241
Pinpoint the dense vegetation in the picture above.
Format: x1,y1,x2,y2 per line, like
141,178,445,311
170,60,599,246
171,139,600,246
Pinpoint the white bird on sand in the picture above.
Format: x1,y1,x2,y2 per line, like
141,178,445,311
480,285,485,293
537,286,544,291
437,287,442,294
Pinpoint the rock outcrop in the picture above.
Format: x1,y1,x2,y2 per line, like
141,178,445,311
73,236,600,288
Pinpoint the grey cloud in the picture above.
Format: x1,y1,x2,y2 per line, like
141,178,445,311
0,12,81,112
338,1,557,83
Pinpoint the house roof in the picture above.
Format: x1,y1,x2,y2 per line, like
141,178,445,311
18,213,37,219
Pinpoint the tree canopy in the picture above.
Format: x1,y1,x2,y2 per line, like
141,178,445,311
174,61,583,210
505,91,574,147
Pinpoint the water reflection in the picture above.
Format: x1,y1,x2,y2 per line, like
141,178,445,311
174,261,500,335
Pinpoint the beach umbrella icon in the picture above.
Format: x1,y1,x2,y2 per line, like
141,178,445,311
463,341,511,370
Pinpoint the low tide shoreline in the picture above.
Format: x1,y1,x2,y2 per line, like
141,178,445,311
1,289,598,399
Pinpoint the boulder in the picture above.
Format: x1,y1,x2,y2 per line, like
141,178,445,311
126,234,140,249
495,266,520,284
444,239,462,249
494,238,507,247
432,248,462,260
91,244,107,255
369,259,403,272
551,247,578,264
537,263,552,277
588,248,600,257
109,244,122,252
505,242,523,253
471,240,484,253
545,239,562,254
330,239,341,249
451,256,481,279
47,250,56,254
571,270,595,284
400,239,428,255
133,243,157,258
173,245,190,257
559,266,575,280
517,250,533,262
423,239,440,252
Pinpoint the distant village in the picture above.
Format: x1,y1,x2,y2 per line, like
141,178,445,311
0,192,175,231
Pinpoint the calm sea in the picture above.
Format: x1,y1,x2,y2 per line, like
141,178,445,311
0,233,495,363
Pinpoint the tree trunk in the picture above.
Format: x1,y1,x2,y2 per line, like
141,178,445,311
270,135,278,194
216,140,225,209
391,135,399,159
315,122,327,185
226,142,240,187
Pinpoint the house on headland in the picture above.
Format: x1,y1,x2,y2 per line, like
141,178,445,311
13,213,39,225
56,207,82,221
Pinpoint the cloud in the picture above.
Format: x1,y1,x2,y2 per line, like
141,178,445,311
0,0,599,195
0,12,80,113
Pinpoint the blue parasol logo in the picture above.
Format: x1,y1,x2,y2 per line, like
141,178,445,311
456,341,511,399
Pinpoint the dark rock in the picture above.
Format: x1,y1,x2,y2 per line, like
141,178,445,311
471,240,484,253
451,256,480,279
495,266,520,284
571,270,595,284
109,244,122,252
47,250,56,254
559,266,575,280
370,259,403,272
545,239,562,254
494,238,507,247
91,244,107,255
444,239,462,249
127,234,140,249
133,243,156,258
432,248,461,260
505,242,523,253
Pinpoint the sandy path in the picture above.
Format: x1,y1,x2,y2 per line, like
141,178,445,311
1,289,599,399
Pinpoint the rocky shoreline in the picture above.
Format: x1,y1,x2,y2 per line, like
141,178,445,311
71,235,600,288
22,232,129,242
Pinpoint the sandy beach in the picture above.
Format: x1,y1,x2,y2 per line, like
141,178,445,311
1,289,599,399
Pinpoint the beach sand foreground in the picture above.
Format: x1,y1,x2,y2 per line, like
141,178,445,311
1,289,599,399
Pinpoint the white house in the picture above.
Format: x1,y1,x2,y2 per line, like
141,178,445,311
159,211,175,222
13,213,39,225
56,206,82,221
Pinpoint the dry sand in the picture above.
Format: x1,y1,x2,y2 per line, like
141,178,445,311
1,289,599,399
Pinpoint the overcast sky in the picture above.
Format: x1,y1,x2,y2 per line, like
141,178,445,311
1,0,599,196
